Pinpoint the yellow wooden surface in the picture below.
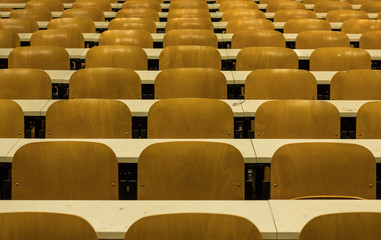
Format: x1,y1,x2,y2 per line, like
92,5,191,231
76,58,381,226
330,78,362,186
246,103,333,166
10,8,52,21
30,29,85,48
0,29,19,47
325,9,368,22
313,1,352,13
108,18,156,33
231,30,285,48
266,1,305,12
0,18,39,33
0,99,24,138
47,17,96,33
122,1,162,12
342,19,381,33
226,18,274,33
357,101,381,138
219,1,258,12
61,8,105,21
273,9,317,22
99,29,153,48
222,9,265,22
166,18,214,32
295,30,350,49
115,8,159,22
283,19,331,33
163,29,218,48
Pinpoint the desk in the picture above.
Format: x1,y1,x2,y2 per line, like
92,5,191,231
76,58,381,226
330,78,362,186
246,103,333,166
270,200,381,240
0,139,19,162
0,200,276,240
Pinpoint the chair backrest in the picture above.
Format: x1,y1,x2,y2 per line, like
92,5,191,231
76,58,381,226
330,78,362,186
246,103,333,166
45,99,132,138
266,1,305,12
163,29,218,48
221,9,265,22
360,31,381,49
61,8,105,21
12,141,118,200
341,19,381,33
283,19,331,33
165,18,213,32
219,1,258,11
25,0,64,11
0,29,19,47
0,99,24,137
313,1,352,13
10,8,52,21
0,18,39,33
147,98,234,138
231,30,285,48
271,142,376,199
137,142,244,199
69,68,141,99
168,1,209,10
125,213,262,240
122,1,162,11
236,47,298,70
159,45,221,69
295,30,350,49
325,9,369,22
47,17,96,33
0,212,98,240
108,18,156,33
115,8,159,21
357,101,381,138
73,0,112,11
361,1,381,13
30,29,85,48
309,47,371,71
99,29,153,48
245,69,317,99
273,9,317,22
8,46,70,70
260,0,294,4
85,45,148,69
167,9,211,20
226,18,274,33
155,68,227,99
331,69,381,100
0,68,51,99
255,100,340,138
299,212,381,240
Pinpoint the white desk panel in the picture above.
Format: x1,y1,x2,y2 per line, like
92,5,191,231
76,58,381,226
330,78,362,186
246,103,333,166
12,100,50,117
0,139,19,162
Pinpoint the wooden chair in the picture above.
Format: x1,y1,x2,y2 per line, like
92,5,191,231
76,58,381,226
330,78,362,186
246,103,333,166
0,212,98,240
69,68,141,99
0,0,27,3
25,0,64,11
147,98,233,138
163,29,218,48
271,142,376,199
0,68,51,99
73,0,112,11
0,99,24,138
295,31,350,49
168,1,209,10
137,142,244,199
360,31,381,49
309,47,371,71
0,18,39,33
283,19,331,33
0,29,19,47
254,100,340,138
219,1,258,11
273,9,317,22
236,47,298,70
167,9,211,20
125,213,262,240
47,17,96,33
159,46,221,69
108,18,156,33
8,46,70,70
99,30,153,48
45,99,132,138
356,101,381,138
10,8,52,21
226,19,274,33
325,9,369,22
85,45,147,69
245,69,317,99
313,1,352,13
165,18,213,32
361,1,381,13
61,8,105,21
155,68,227,99
299,212,381,240
221,9,265,22
115,8,159,21
122,1,162,12
331,69,381,100
341,19,381,33
260,0,294,4
266,1,305,12
12,141,118,199
231,30,285,48
30,29,84,48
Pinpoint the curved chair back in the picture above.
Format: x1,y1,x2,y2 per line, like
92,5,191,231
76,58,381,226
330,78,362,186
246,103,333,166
360,31,381,49
222,9,265,22
295,30,350,49
115,8,159,21
122,1,162,12
147,98,234,138
357,101,381,138
342,19,381,33
169,1,208,10
138,142,244,199
0,99,24,137
361,1,381,13
47,17,96,33
313,1,352,13
219,1,258,11
0,29,19,47
167,9,211,20
231,30,285,48
108,18,156,32
12,141,118,199
283,19,331,33
25,0,64,11
266,1,305,12
166,18,213,32
30,29,84,48
61,8,105,21
226,18,274,33
99,30,153,48
0,18,39,33
273,9,317,22
10,8,52,21
163,29,218,47
325,9,369,22
73,0,112,11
